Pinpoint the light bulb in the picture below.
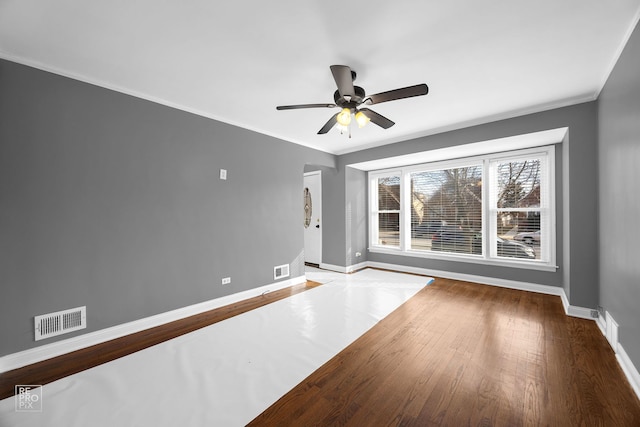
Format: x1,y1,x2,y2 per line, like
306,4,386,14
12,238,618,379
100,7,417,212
355,111,370,128
336,108,352,126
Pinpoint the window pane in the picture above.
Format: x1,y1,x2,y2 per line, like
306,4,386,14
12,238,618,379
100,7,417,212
378,176,400,210
410,166,482,254
378,212,400,246
496,159,541,208
495,211,540,259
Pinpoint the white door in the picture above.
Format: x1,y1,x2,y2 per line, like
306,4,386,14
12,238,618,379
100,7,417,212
303,171,322,265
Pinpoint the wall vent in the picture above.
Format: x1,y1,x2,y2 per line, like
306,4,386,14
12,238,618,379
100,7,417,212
274,264,290,280
34,306,86,341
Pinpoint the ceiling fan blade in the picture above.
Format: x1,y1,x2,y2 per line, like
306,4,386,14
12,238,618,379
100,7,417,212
359,108,395,129
276,103,336,110
330,65,355,98
317,113,339,134
365,83,429,105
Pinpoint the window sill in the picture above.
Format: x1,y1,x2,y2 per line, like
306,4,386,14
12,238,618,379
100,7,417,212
368,246,558,272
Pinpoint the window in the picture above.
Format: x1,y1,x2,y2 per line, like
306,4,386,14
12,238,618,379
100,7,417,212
369,146,555,270
489,154,550,262
372,174,401,247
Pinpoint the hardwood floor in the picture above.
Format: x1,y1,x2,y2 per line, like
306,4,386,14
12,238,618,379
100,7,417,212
249,277,640,426
2,273,639,425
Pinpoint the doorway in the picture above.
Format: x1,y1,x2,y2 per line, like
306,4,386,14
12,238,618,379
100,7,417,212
303,171,322,266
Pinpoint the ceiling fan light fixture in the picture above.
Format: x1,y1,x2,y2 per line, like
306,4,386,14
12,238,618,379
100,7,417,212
276,65,428,136
355,110,370,128
336,108,352,126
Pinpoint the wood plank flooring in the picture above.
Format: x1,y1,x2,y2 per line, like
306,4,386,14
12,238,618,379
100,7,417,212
249,277,640,426
2,273,639,425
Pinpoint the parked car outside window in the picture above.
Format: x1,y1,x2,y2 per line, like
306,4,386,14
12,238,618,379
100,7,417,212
496,237,536,259
431,228,535,259
513,230,540,245
411,220,447,237
430,227,479,254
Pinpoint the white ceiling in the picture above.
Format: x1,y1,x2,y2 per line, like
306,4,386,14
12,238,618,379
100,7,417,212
1,1,639,155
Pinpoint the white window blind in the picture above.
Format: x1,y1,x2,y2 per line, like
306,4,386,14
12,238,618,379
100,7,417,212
410,165,482,255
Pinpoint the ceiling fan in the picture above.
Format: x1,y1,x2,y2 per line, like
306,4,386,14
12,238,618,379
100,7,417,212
276,65,429,135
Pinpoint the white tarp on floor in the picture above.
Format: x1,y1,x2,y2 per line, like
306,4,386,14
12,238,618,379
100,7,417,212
0,269,432,427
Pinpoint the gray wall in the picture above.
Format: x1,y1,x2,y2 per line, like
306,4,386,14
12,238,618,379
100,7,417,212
344,166,368,267
598,22,640,369
317,165,346,267
328,102,599,309
317,161,369,268
0,60,335,356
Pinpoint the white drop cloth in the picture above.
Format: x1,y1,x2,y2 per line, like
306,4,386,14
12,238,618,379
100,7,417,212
0,269,432,427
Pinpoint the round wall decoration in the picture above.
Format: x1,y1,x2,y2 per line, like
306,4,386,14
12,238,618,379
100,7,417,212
303,187,312,228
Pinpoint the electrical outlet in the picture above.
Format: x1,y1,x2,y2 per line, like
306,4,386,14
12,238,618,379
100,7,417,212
221,277,231,285
355,252,362,257
220,169,227,180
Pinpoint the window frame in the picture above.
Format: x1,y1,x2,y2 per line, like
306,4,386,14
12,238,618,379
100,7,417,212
368,146,556,271
370,171,402,249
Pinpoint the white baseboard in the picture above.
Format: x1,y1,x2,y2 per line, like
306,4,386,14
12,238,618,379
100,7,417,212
565,305,595,320
345,261,368,273
558,290,595,320
0,275,307,373
592,310,640,401
596,314,607,336
320,262,368,274
366,261,596,319
617,343,640,401
319,263,346,273
559,290,570,313
319,263,349,273
368,260,563,294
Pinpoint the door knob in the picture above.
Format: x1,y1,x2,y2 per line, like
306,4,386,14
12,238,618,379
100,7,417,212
316,225,320,228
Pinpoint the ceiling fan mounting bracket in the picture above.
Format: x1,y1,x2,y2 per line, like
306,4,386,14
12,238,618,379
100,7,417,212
333,86,365,109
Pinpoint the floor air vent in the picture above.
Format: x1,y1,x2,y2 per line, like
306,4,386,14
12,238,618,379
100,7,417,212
34,306,86,341
274,264,290,280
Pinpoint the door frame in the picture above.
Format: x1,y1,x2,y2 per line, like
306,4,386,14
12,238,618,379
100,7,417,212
303,170,322,266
